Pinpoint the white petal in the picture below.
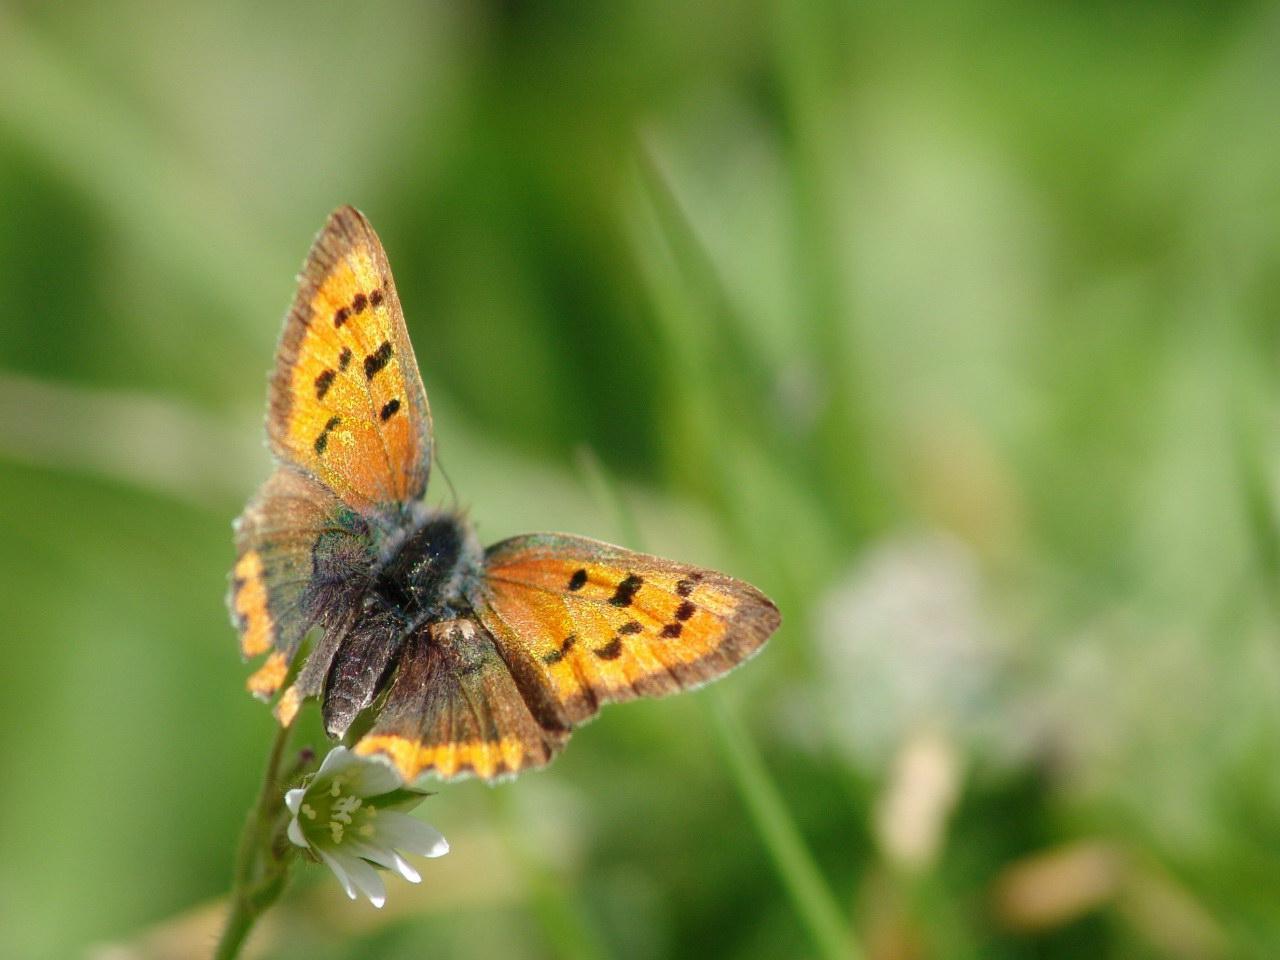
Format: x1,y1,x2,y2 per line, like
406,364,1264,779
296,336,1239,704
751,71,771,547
391,852,421,884
317,746,359,778
333,851,387,908
348,759,401,798
284,788,306,815
315,848,357,900
374,811,449,858
287,817,309,849
343,840,421,884
344,839,397,870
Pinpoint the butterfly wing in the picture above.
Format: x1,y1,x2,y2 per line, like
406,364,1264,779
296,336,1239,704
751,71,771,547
469,533,780,729
268,206,433,512
229,466,371,704
355,618,567,782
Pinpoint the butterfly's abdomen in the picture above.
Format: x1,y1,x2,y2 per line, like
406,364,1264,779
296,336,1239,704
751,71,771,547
371,508,481,622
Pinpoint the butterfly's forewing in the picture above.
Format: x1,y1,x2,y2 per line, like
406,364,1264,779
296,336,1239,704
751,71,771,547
355,618,566,782
230,466,370,703
268,206,432,512
469,534,780,730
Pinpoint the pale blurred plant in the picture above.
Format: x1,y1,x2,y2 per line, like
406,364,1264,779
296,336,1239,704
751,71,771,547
815,532,1003,769
872,729,961,872
808,533,1025,874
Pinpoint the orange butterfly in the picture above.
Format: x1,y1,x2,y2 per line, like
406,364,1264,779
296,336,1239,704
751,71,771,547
229,207,780,783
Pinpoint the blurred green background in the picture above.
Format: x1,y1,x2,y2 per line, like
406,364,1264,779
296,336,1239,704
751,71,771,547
2,2,1279,958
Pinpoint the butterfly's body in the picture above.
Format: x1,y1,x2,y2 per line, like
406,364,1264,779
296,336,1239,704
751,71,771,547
364,505,481,628
230,207,779,784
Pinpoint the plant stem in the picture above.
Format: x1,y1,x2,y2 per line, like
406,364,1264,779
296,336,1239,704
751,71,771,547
214,721,296,960
705,694,861,960
213,897,255,960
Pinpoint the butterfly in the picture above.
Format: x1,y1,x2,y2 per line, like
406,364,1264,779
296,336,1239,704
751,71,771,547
229,206,780,784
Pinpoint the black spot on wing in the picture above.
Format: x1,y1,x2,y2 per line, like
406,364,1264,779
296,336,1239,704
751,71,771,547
352,292,368,314
338,347,352,371
364,341,393,380
379,398,401,421
594,637,623,660
674,600,696,622
369,288,384,307
661,622,683,638
618,620,642,635
609,574,643,608
314,415,341,455
567,568,588,591
334,306,350,328
542,634,576,665
314,369,335,400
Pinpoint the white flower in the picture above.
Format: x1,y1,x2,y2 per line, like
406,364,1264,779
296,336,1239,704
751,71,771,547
284,747,449,908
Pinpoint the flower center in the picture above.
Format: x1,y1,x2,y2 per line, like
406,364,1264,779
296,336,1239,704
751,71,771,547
302,773,379,846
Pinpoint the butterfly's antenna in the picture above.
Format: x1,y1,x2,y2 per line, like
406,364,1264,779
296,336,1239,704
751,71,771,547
433,448,460,512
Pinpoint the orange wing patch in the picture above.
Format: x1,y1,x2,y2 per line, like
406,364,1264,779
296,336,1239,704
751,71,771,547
268,206,432,511
231,550,272,657
357,733,533,782
274,685,303,726
246,650,289,698
471,534,779,727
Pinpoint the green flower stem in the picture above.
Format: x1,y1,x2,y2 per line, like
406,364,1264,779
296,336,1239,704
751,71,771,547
704,694,861,960
215,722,298,960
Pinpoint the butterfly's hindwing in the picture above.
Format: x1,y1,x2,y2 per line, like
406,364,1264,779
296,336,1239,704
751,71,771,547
354,618,566,782
229,467,370,701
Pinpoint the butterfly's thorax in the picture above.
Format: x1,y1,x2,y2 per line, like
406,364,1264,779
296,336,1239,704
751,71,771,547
366,503,482,625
